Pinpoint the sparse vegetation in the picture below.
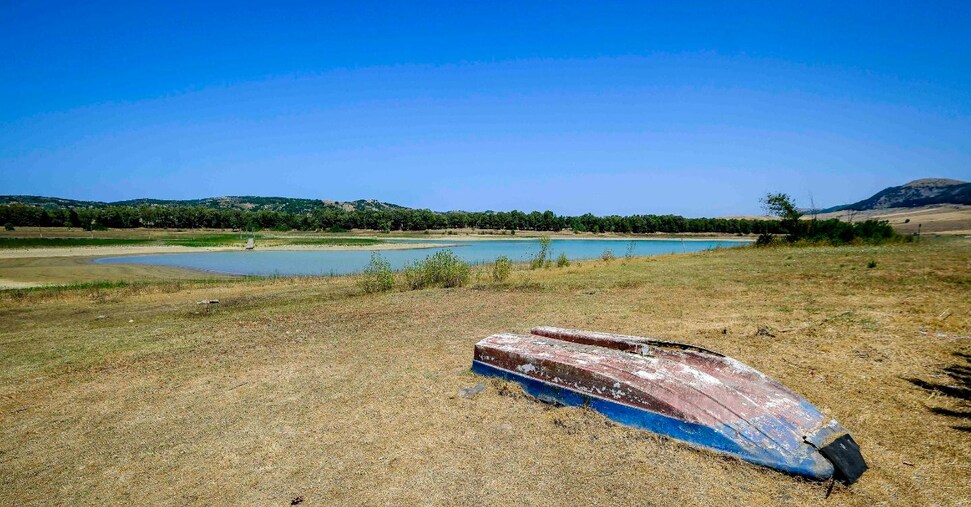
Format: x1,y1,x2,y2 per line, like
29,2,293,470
492,255,512,282
274,237,380,247
531,236,552,269
601,249,615,262
0,237,150,248
404,250,471,289
1,238,968,505
359,252,394,293
556,252,570,268
158,234,249,247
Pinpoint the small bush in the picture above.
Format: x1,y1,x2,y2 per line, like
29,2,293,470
531,236,552,269
405,250,471,289
755,233,774,247
556,252,570,268
601,249,615,262
359,252,394,293
493,255,512,282
4,223,14,231
867,259,877,269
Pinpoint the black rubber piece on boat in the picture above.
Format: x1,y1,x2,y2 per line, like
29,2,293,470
819,433,868,484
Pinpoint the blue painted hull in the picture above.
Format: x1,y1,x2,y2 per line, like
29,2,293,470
472,359,835,480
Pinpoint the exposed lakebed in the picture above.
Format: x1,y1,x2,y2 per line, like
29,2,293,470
95,238,748,276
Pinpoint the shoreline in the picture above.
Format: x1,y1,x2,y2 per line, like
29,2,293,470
0,241,462,260
0,236,752,289
396,235,754,242
0,236,752,260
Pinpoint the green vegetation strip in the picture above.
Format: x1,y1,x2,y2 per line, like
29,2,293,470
0,235,382,249
159,235,253,247
0,238,151,248
277,237,380,246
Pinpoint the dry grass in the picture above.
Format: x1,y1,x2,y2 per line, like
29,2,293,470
0,255,232,288
1,238,969,506
815,204,971,235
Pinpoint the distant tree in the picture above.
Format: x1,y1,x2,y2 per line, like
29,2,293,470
761,193,803,240
761,193,801,223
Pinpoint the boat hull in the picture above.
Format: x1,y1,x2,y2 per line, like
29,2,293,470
472,328,867,483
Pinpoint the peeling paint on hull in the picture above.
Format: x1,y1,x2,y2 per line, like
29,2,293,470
472,327,867,483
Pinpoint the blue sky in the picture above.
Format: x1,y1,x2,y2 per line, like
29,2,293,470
1,1,969,216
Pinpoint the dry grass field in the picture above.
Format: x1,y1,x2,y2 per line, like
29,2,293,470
1,238,969,506
815,204,971,235
0,255,231,288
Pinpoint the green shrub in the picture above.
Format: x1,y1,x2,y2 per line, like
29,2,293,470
867,259,877,269
4,223,14,231
760,192,902,245
755,232,775,247
556,252,570,267
601,249,615,262
493,255,512,282
359,252,394,293
405,250,471,289
531,236,552,269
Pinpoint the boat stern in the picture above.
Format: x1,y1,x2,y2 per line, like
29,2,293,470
804,420,868,484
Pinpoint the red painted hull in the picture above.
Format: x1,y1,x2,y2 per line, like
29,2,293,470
472,327,867,482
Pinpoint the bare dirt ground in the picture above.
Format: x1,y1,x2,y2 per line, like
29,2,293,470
1,238,969,506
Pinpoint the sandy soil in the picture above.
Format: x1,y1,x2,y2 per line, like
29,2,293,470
0,279,41,289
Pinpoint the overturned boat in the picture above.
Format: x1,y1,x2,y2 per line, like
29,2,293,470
472,327,867,483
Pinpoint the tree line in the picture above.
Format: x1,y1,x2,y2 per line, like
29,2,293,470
0,203,784,234
758,193,900,245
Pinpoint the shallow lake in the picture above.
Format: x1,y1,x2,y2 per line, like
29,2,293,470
95,238,749,276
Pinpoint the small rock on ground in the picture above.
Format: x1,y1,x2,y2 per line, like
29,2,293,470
459,382,486,399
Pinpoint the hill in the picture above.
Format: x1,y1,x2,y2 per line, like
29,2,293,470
0,195,406,213
819,178,971,212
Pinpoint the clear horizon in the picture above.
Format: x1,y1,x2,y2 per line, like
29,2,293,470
1,174,965,218
2,2,969,216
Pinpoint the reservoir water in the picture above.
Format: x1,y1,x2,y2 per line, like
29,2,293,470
95,238,748,277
